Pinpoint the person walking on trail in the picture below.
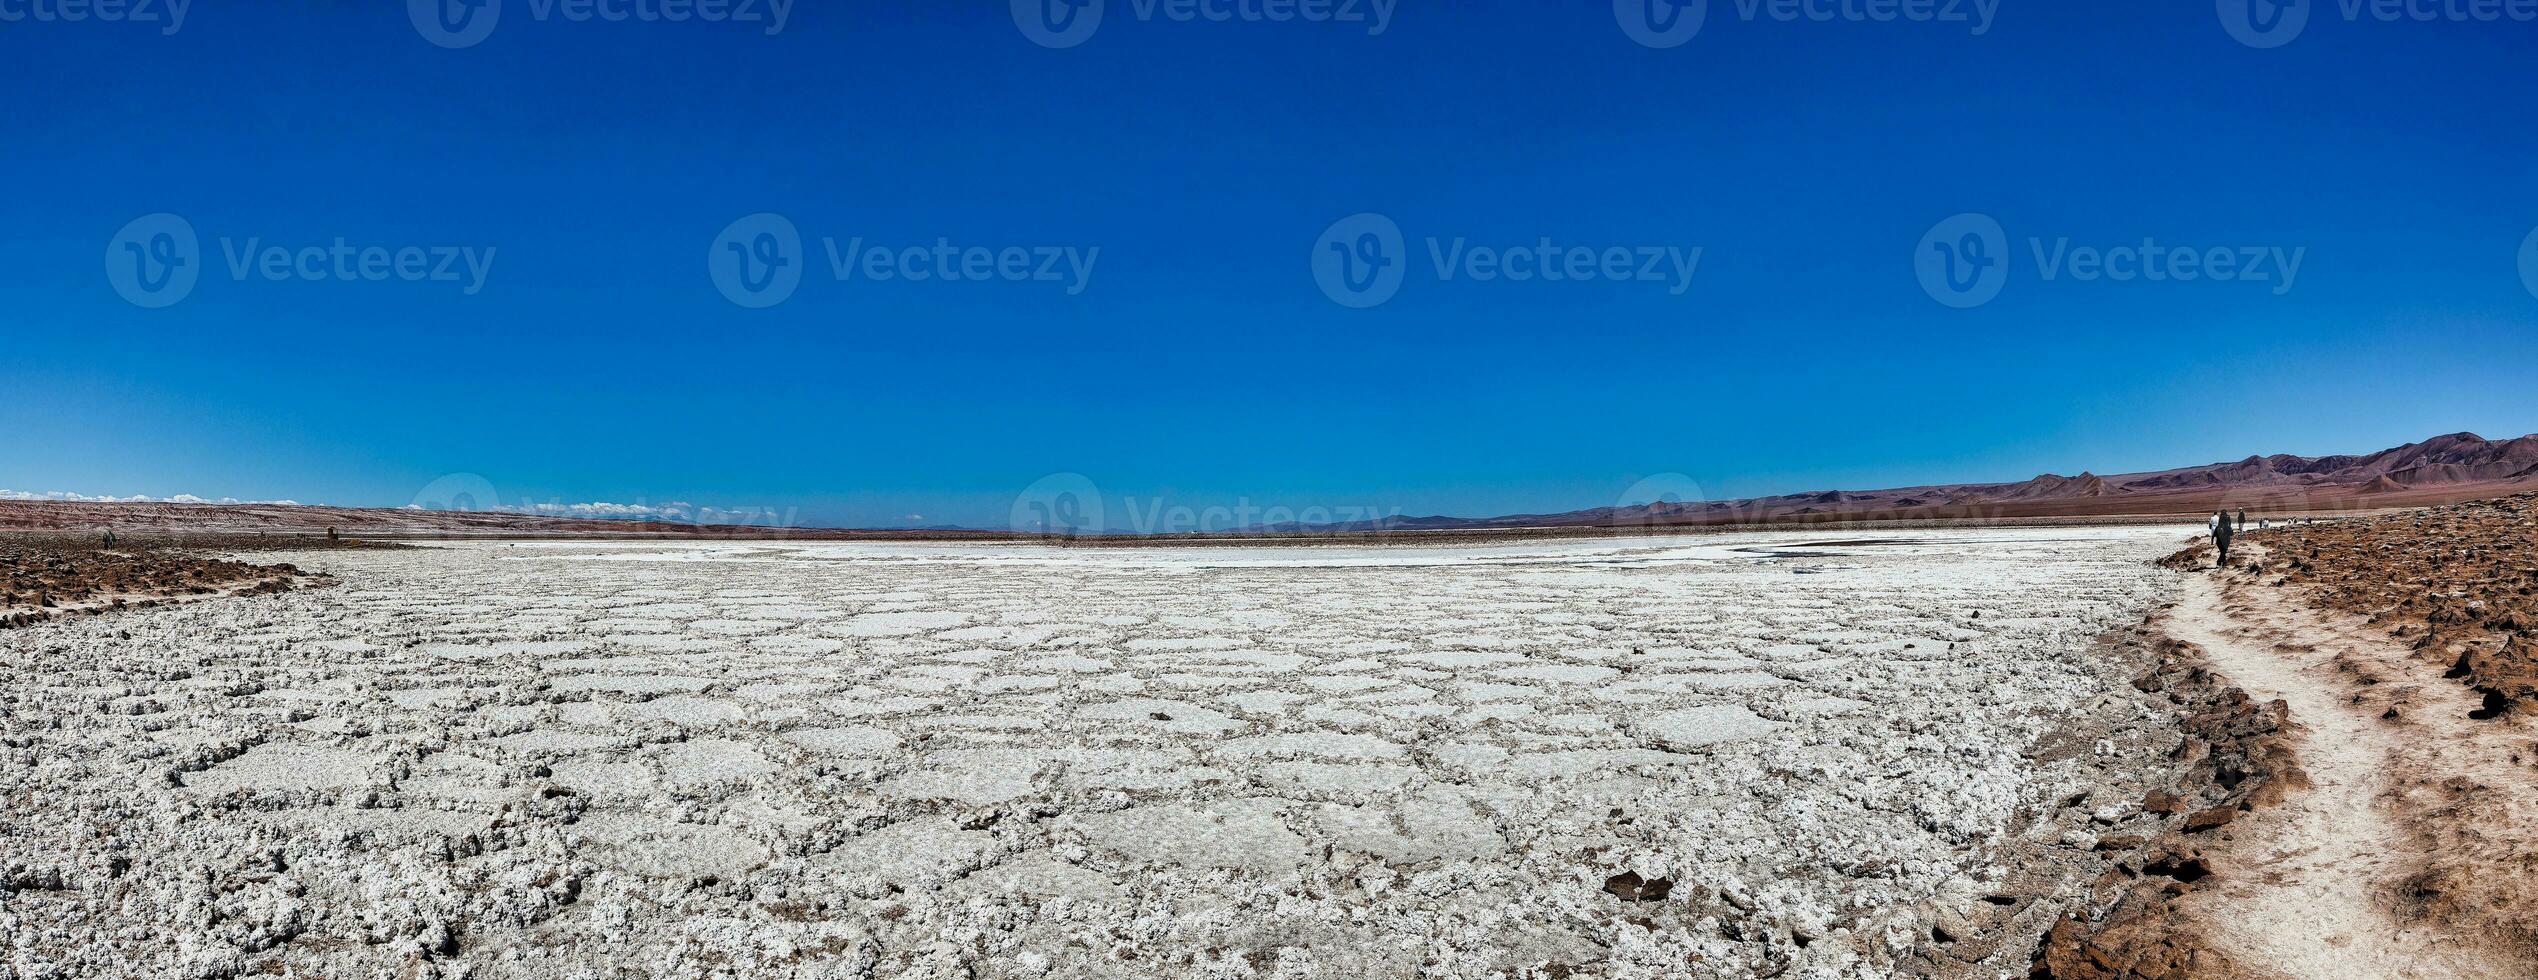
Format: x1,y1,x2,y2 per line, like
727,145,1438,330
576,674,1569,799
2213,509,2235,569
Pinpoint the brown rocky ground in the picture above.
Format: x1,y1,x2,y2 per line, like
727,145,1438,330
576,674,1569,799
2026,631,2299,980
2237,496,2538,974
0,536,328,629
2241,493,2538,716
2056,502,2538,978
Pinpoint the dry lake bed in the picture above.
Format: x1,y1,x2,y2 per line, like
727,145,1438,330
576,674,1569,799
0,529,2192,979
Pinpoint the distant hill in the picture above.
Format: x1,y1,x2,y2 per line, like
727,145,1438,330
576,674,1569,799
0,500,996,541
1251,432,2538,532
6,432,2532,540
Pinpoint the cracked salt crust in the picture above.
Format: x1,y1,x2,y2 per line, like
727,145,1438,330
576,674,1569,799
0,527,2181,978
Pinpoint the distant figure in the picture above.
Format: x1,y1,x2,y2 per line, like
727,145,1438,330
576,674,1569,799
102,530,117,550
2213,510,2235,569
327,526,340,545
2235,509,2247,532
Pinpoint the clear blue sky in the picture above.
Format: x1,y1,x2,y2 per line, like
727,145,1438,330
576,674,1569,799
5,2,2535,529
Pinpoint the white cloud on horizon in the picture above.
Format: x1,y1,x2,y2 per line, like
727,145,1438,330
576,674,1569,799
401,500,683,519
2,487,794,528
0,489,304,506
401,499,799,527
526,501,684,519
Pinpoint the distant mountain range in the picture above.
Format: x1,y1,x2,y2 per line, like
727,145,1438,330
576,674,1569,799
4,432,2532,539
1251,431,2538,532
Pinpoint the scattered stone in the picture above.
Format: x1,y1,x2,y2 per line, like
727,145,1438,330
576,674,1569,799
2181,807,2237,833
1603,871,1673,903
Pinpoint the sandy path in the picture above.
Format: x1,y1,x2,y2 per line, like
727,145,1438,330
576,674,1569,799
2162,570,2520,979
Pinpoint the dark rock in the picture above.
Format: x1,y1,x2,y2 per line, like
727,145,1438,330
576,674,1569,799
1603,871,1673,903
2181,807,2237,833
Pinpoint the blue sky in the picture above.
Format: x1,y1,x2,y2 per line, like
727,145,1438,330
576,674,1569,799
4,1,2536,530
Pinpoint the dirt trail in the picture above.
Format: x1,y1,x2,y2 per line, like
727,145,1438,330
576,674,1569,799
2161,568,2528,978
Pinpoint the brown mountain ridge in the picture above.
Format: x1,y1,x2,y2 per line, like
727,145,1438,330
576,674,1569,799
3,432,2532,539
1268,431,2538,532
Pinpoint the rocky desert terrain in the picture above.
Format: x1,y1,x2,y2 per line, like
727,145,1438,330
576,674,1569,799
2229,496,2538,973
0,538,321,629
2246,493,2538,715
2044,496,2538,978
